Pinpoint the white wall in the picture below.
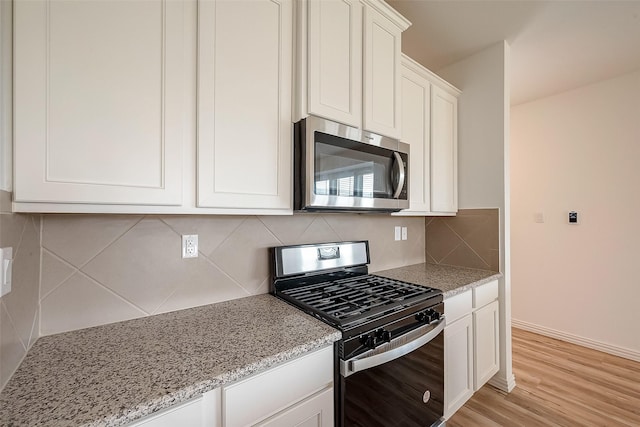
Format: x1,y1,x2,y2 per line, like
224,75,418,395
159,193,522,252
438,41,514,391
0,0,12,192
511,70,640,360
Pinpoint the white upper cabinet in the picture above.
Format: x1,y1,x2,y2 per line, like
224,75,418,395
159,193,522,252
362,1,406,139
398,57,431,214
297,0,409,139
395,55,460,216
305,0,362,128
13,0,294,214
13,0,185,206
431,85,458,214
197,0,293,211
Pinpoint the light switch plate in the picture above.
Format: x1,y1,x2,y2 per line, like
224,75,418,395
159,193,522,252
569,211,578,224
394,226,401,241
401,227,408,240
0,247,13,297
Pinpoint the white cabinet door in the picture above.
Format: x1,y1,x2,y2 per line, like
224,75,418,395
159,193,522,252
198,0,293,211
222,346,333,427
307,0,362,127
362,4,402,139
398,58,431,214
430,85,458,214
256,387,333,427
473,300,500,391
444,314,473,419
13,0,184,205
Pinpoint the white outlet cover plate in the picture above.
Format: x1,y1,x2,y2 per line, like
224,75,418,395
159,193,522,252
181,235,199,258
0,247,13,297
401,227,408,240
394,226,401,241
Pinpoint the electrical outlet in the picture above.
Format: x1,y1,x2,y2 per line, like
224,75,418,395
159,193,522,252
401,227,408,241
0,247,13,297
182,235,199,258
394,226,401,241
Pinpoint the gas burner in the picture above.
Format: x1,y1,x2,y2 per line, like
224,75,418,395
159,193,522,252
278,273,441,327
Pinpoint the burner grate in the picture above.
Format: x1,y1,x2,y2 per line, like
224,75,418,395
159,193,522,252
281,275,438,323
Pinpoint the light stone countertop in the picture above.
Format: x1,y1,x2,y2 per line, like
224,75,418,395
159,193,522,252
374,263,502,298
0,294,341,427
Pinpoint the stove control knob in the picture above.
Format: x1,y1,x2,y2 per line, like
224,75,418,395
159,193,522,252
431,311,441,322
426,311,435,323
360,334,377,349
366,334,377,349
415,312,427,322
376,329,391,343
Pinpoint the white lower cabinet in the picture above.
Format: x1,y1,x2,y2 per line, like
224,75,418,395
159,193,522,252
127,346,333,427
473,300,500,391
256,387,333,427
443,280,500,419
444,314,473,419
222,346,333,426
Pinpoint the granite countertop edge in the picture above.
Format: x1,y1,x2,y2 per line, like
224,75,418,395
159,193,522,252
440,273,502,298
373,262,503,299
0,295,342,427
100,333,341,427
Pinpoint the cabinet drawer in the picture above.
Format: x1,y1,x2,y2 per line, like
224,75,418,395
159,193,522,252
127,397,203,427
223,346,333,427
255,387,333,427
472,280,499,309
444,290,472,324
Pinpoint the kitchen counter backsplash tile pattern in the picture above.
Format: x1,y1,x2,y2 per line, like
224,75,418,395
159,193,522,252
426,208,499,271
40,213,425,336
0,190,40,390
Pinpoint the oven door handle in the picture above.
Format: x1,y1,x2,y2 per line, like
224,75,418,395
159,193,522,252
341,318,445,378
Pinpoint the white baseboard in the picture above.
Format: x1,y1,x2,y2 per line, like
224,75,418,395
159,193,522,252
512,319,640,363
488,373,516,393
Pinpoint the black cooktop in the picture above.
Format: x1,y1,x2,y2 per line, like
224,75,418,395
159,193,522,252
271,241,443,336
277,273,441,330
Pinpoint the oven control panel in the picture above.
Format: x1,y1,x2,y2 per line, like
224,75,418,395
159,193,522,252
340,303,444,359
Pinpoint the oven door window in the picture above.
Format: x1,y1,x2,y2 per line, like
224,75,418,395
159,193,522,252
314,132,395,199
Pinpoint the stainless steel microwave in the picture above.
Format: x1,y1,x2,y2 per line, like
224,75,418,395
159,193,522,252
294,116,409,212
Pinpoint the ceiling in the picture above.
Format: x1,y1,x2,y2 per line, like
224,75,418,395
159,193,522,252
387,0,640,105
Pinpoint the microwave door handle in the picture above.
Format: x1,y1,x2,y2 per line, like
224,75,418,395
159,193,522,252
392,152,405,199
340,318,445,377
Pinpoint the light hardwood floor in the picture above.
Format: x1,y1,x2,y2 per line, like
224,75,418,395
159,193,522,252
448,328,640,426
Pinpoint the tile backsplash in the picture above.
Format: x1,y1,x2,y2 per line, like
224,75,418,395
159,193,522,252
426,208,499,271
40,213,425,336
0,190,40,390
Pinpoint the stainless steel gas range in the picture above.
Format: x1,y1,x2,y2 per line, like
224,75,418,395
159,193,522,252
271,241,446,427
